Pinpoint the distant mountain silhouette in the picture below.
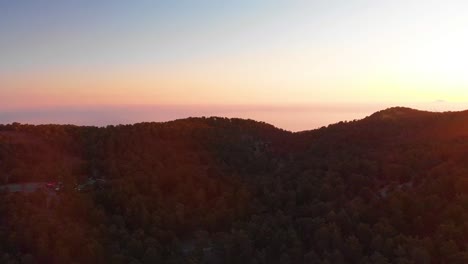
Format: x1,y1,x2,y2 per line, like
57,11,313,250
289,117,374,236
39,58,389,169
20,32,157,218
368,106,432,119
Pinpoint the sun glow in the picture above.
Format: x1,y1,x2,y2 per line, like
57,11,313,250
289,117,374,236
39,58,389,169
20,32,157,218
1,1,468,128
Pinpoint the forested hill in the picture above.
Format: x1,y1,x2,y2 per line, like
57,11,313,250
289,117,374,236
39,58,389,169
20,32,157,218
2,107,468,264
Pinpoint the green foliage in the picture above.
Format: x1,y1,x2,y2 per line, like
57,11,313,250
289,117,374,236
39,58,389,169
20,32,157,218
1,109,468,263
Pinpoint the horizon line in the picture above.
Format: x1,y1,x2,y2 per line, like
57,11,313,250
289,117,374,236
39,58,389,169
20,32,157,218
1,105,467,133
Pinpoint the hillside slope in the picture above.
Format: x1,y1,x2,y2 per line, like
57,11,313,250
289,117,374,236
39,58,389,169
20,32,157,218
1,108,468,263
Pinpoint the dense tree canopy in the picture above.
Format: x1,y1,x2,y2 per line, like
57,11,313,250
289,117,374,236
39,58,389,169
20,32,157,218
1,108,468,263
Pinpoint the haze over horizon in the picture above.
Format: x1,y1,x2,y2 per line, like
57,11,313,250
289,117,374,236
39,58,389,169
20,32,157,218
1,1,467,130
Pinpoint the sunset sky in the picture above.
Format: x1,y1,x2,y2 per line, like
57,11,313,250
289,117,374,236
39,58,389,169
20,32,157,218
1,0,467,131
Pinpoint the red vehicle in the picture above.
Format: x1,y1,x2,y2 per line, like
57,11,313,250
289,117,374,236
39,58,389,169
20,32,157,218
45,182,63,192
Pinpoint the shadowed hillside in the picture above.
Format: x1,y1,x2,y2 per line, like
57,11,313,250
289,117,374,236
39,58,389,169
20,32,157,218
1,108,468,263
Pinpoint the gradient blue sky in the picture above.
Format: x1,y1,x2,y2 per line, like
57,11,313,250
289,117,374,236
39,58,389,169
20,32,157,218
1,1,467,130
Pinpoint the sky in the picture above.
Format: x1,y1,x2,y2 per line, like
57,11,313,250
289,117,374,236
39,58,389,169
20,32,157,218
1,0,468,131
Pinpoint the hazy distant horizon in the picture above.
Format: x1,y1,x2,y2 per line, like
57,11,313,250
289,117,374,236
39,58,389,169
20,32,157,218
2,1,468,131
1,102,466,132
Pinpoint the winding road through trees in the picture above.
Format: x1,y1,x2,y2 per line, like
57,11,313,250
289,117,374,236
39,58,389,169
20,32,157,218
0,182,48,193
